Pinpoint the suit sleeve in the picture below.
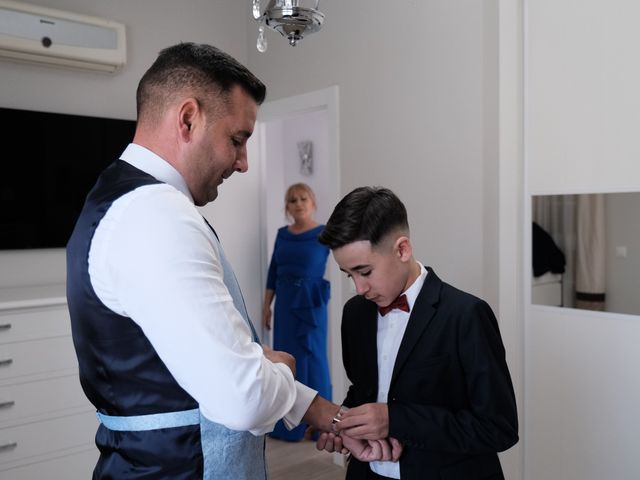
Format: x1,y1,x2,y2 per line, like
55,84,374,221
388,300,519,454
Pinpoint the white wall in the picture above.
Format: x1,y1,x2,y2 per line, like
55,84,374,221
280,110,331,225
263,120,287,259
527,0,640,195
525,0,640,478
0,0,264,322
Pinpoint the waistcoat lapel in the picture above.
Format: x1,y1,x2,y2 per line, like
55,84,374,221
202,218,260,342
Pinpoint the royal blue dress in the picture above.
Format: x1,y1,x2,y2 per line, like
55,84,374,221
266,225,332,441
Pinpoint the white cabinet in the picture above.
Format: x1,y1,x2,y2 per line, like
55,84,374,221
0,285,98,478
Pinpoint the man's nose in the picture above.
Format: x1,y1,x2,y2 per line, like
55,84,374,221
235,149,248,173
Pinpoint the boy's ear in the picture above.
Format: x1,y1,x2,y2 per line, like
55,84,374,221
395,236,412,261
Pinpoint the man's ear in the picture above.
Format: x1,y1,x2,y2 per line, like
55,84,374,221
177,98,199,141
395,236,413,262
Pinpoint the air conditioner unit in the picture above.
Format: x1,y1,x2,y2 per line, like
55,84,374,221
0,0,126,73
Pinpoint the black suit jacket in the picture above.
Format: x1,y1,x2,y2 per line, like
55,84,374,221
341,267,518,480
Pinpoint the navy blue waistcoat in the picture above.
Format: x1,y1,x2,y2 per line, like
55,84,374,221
67,161,203,479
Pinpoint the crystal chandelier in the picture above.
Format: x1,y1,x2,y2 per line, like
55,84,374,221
252,0,325,52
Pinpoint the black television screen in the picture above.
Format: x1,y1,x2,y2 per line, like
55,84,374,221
0,107,136,250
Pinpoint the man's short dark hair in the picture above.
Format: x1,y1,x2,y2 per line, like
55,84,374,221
318,186,409,250
136,42,266,122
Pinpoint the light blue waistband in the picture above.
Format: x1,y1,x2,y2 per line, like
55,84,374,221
96,408,200,431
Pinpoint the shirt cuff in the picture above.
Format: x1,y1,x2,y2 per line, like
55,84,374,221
282,381,317,430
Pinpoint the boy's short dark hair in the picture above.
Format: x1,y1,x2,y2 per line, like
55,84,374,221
318,186,409,250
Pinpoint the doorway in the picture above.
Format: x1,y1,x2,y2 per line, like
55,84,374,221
255,86,347,410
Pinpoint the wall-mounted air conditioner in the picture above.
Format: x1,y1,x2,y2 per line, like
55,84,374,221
0,0,126,73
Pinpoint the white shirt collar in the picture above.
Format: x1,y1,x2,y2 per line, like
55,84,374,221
403,262,428,311
120,143,194,203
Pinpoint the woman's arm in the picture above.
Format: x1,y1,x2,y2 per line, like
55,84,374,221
262,288,275,329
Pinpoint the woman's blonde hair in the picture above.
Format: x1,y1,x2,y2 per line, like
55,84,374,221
284,183,317,220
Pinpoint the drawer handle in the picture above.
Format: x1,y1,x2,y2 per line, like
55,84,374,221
0,359,13,367
0,400,15,409
0,442,17,452
0,323,11,331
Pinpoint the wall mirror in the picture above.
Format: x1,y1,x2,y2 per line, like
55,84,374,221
532,192,640,316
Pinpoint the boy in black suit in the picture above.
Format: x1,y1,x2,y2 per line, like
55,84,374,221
316,186,518,480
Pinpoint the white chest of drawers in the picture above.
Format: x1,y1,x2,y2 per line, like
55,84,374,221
0,285,98,479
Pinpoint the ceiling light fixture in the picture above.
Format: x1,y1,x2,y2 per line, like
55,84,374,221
252,0,325,52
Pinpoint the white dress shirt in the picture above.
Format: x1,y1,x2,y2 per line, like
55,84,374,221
88,143,316,435
371,263,428,479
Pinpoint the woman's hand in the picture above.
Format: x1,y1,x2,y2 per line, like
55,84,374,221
262,289,275,330
262,306,272,330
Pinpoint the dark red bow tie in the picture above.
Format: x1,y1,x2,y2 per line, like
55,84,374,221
378,294,410,316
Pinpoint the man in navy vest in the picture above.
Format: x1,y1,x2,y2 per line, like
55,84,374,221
67,42,355,479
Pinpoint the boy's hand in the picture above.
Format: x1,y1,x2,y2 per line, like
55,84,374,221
316,431,403,462
334,402,389,439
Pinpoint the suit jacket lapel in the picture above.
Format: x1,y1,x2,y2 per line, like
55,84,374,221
360,300,380,397
390,267,442,387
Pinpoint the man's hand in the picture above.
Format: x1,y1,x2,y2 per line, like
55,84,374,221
302,395,341,432
315,431,348,455
334,403,389,439
316,431,403,462
262,344,295,377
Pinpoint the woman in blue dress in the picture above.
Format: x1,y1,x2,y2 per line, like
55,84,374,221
262,183,332,441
